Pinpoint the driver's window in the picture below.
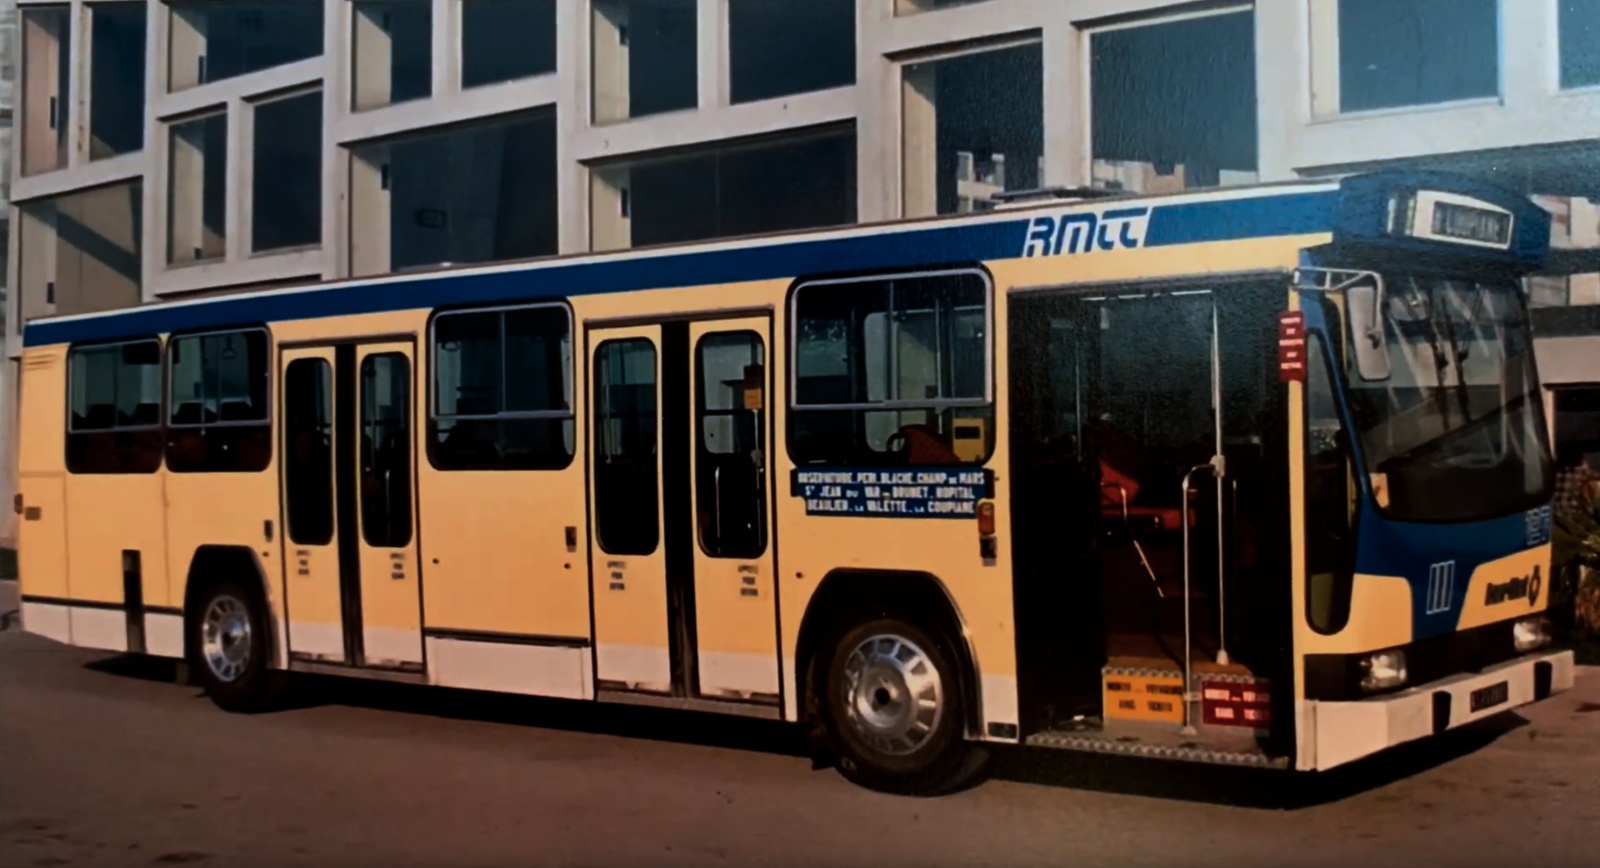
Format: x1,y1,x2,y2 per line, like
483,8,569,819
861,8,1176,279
1306,334,1356,635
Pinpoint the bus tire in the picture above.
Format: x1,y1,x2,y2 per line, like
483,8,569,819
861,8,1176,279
818,610,987,796
186,575,283,714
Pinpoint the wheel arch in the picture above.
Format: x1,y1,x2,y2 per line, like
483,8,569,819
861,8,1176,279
182,544,281,669
795,568,983,739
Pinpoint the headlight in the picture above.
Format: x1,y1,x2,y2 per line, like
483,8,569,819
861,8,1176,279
1513,617,1551,652
1359,648,1408,692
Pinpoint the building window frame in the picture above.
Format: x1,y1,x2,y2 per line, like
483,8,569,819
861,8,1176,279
1308,0,1505,120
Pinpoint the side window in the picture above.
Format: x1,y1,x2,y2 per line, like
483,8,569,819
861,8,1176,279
1306,334,1356,635
593,338,659,556
284,358,334,546
430,304,574,470
166,328,272,473
65,339,164,474
790,270,993,465
361,353,412,548
697,331,766,558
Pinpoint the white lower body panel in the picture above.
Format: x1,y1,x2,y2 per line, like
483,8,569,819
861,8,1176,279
426,637,592,700
1302,648,1575,771
697,650,780,698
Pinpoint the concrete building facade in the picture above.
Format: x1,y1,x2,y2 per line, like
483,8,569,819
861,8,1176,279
4,0,1599,529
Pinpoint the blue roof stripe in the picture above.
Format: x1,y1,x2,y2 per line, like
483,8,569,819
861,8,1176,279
24,188,1340,348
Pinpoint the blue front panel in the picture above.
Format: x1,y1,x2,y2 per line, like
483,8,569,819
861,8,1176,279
1298,293,1553,643
1353,504,1552,641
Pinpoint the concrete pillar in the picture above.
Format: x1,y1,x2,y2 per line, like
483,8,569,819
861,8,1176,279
168,5,206,91
556,0,587,254
901,64,937,218
696,0,724,110
21,9,66,176
589,165,630,252
592,0,630,124
348,147,391,276
855,0,894,223
1041,5,1082,189
167,118,215,264
351,4,395,111
1306,0,1339,119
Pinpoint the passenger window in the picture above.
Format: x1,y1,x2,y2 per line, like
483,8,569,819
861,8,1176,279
361,353,413,548
166,329,272,473
594,338,659,556
430,304,574,470
65,339,164,474
1306,335,1356,635
284,358,334,546
697,331,766,558
790,270,993,466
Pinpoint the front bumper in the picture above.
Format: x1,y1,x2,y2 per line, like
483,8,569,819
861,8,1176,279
1302,648,1574,771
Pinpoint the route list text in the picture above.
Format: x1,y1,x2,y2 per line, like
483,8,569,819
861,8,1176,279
790,468,989,518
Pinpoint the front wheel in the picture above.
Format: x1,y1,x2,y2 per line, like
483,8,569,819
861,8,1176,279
187,577,284,714
818,612,988,795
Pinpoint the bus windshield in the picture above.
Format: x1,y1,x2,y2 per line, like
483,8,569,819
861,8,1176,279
1339,274,1553,523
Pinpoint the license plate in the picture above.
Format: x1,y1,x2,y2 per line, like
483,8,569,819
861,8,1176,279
1470,681,1510,712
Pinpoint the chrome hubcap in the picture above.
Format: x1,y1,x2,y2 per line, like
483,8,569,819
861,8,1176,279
841,633,943,756
201,595,252,683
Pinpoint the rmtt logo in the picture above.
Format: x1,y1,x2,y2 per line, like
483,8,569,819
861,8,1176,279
1485,565,1542,607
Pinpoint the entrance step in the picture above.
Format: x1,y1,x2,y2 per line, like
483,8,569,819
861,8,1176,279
1101,657,1272,732
1026,720,1286,769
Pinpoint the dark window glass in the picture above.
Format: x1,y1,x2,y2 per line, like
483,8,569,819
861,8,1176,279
697,331,766,558
430,305,574,470
1561,0,1600,89
360,353,412,548
352,0,431,109
593,338,659,555
284,358,334,545
1305,335,1355,635
462,0,556,88
790,271,993,466
728,0,854,104
166,329,272,473
1338,0,1499,112
1090,13,1255,190
168,0,324,89
251,90,323,252
66,339,163,474
90,2,148,159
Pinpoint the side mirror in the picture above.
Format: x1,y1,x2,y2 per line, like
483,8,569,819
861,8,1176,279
1346,282,1391,382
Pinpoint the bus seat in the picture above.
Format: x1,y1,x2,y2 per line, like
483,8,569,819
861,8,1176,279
218,400,256,421
129,403,160,426
1099,460,1192,531
81,404,117,430
892,424,960,465
171,402,207,425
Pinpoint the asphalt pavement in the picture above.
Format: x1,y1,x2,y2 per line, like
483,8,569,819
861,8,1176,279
3,598,1599,867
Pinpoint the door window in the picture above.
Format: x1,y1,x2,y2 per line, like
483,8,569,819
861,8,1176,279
284,357,335,545
696,331,766,558
360,353,412,548
594,338,659,555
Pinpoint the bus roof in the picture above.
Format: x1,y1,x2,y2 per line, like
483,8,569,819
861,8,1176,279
22,170,1548,348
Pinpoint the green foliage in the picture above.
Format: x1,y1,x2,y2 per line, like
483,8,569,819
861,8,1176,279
1554,487,1600,572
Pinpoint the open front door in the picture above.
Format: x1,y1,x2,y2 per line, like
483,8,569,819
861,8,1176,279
280,341,424,671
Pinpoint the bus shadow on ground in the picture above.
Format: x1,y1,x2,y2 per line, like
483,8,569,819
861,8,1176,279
987,712,1528,808
84,651,1526,808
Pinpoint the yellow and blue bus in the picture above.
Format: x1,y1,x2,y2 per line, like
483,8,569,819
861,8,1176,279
14,169,1571,794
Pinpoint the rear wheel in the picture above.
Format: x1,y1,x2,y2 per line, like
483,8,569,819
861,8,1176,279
187,576,283,713
818,612,988,795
